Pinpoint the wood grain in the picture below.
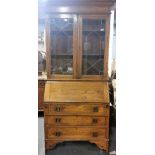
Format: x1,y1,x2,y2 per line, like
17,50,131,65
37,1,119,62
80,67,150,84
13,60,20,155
103,15,111,80
41,0,115,152
45,18,51,79
45,116,107,126
44,81,110,152
73,15,78,79
45,139,108,152
44,81,109,102
38,80,46,110
40,6,112,14
45,126,106,139
44,103,109,116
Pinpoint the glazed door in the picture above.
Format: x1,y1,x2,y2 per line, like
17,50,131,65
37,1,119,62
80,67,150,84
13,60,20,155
78,15,110,80
46,14,77,79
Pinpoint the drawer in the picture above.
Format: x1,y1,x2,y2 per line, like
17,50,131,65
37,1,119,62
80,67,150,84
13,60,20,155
44,103,109,116
45,126,106,140
45,116,107,126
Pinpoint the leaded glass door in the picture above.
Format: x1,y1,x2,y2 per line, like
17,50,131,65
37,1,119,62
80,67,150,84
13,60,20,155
79,15,108,79
46,14,77,79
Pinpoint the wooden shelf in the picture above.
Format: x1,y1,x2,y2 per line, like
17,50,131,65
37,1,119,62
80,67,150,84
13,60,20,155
51,54,73,56
83,30,105,32
51,54,103,56
51,30,104,33
51,30,73,32
83,54,104,56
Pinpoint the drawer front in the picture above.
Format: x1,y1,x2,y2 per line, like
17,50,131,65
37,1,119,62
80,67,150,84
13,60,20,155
45,127,106,139
45,116,106,126
44,104,109,116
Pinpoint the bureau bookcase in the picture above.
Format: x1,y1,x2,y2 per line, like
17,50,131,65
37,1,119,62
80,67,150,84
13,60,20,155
40,0,115,153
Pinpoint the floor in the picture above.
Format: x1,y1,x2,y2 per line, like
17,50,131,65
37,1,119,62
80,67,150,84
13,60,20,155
38,107,116,155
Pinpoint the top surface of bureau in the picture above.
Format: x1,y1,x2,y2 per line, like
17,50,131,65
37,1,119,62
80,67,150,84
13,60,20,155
44,81,109,103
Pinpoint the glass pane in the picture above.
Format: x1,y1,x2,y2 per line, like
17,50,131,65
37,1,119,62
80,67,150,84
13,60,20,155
38,20,46,73
50,18,73,75
82,19,105,75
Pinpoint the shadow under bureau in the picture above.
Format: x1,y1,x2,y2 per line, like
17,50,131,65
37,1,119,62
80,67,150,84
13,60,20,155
44,81,110,152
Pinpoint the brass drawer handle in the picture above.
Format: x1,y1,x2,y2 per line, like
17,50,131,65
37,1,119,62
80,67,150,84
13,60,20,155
92,118,98,123
55,118,61,123
93,107,98,112
92,132,98,137
55,132,61,137
55,106,61,112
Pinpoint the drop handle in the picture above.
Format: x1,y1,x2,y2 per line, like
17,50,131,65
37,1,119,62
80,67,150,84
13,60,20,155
55,118,61,123
93,106,98,112
92,118,98,123
55,132,61,137
55,106,61,112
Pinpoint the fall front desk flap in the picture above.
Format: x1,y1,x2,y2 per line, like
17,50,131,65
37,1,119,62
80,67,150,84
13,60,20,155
44,81,109,103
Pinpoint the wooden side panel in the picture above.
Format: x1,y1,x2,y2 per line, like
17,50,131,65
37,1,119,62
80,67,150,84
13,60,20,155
38,88,44,109
44,81,50,102
44,103,109,116
44,81,109,103
45,116,106,126
38,80,45,110
103,15,111,80
45,18,51,79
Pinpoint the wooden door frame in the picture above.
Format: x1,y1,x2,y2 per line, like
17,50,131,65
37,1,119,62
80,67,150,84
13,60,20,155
45,16,51,79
